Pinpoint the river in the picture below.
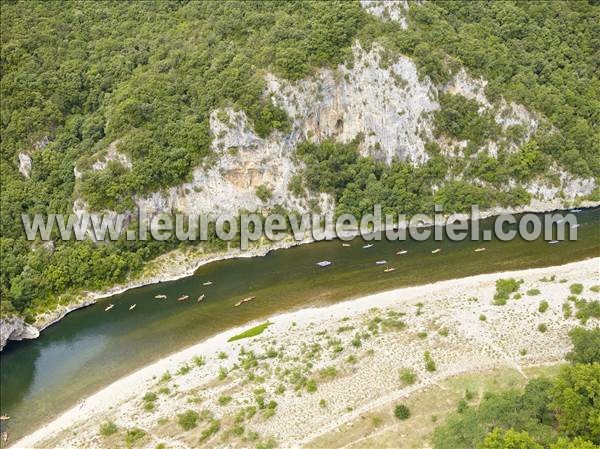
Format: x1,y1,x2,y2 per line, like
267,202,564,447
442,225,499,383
1,208,599,441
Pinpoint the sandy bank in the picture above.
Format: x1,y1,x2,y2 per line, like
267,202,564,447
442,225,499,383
12,257,599,448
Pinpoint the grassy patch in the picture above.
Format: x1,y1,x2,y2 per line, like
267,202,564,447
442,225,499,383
228,322,272,342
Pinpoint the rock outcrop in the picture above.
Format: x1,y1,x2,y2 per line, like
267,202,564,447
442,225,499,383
0,317,39,350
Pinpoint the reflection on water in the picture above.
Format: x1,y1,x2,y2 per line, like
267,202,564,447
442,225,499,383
1,208,599,440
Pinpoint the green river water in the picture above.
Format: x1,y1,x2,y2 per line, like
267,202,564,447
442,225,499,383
1,208,599,442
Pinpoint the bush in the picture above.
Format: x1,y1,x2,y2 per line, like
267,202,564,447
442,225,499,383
570,284,584,295
306,379,318,393
399,368,417,385
479,314,487,322
424,351,437,372
538,300,549,313
527,289,541,296
537,323,547,333
218,395,232,405
199,419,220,441
124,428,146,446
320,366,337,378
394,404,411,420
100,421,118,437
494,278,521,305
255,184,273,203
177,410,199,431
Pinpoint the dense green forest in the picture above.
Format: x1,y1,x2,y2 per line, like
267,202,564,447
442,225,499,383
433,327,600,449
1,1,598,318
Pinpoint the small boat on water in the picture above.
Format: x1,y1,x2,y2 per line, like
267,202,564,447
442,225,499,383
0,415,10,421
342,243,351,247
431,249,441,254
571,224,580,228
154,294,167,299
177,295,190,301
474,248,486,252
384,267,396,272
362,244,374,249
316,260,332,267
549,240,559,244
197,294,205,302
570,209,582,213
396,250,408,255
104,304,114,312
375,260,387,265
129,304,136,311
203,281,213,286
242,296,256,303
234,301,242,307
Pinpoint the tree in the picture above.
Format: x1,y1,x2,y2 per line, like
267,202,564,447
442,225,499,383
566,327,600,364
550,363,600,444
479,429,542,449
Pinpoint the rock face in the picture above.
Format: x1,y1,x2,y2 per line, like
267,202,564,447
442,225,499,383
266,44,438,164
0,317,39,350
125,43,594,218
18,152,32,178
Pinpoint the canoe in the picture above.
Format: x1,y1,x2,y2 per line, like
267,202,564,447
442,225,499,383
104,304,114,312
396,250,408,255
129,304,136,310
177,295,190,301
203,281,213,286
474,248,486,252
362,244,374,249
316,260,332,267
431,249,441,254
197,294,205,302
384,267,396,272
154,294,167,299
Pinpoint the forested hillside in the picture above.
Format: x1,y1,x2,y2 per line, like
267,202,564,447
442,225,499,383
1,1,598,320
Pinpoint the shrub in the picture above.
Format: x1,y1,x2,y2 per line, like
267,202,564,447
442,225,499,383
125,428,146,446
562,302,572,318
438,327,449,337
424,351,437,372
394,404,411,420
255,184,273,202
199,419,220,441
177,410,199,431
537,323,547,333
527,289,541,296
569,283,583,295
320,366,337,378
538,300,549,313
399,368,417,385
479,314,487,321
319,399,327,408
177,364,191,375
100,421,118,437
494,278,521,305
306,379,317,393
218,395,232,405
193,355,205,367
